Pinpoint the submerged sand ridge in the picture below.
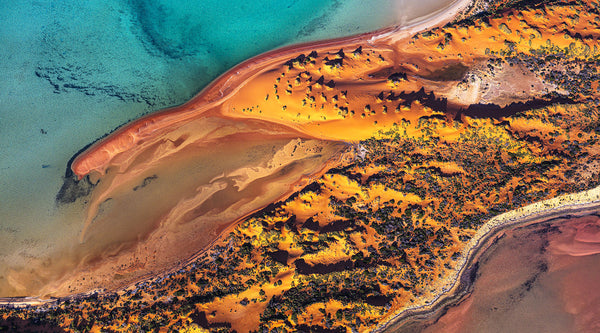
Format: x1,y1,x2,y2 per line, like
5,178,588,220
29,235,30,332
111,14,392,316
2,113,347,297
77,115,331,242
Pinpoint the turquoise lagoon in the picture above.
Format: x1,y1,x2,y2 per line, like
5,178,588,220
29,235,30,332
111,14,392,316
0,0,453,296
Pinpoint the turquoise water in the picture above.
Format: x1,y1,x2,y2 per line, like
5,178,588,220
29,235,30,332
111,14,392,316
0,0,453,296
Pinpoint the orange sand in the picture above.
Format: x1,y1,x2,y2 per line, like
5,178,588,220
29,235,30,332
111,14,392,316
40,0,473,298
71,0,471,179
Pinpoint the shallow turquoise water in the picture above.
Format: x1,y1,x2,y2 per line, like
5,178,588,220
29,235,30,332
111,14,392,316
0,0,453,295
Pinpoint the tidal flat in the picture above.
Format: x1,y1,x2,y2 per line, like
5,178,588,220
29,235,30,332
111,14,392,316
390,213,600,333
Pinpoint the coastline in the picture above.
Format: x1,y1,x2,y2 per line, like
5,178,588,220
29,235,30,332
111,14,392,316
0,0,471,306
1,2,599,331
4,184,600,318
70,0,471,178
0,0,473,306
375,186,600,332
0,142,359,307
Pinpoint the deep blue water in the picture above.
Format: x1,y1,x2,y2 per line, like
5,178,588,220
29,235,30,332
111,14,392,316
0,0,452,296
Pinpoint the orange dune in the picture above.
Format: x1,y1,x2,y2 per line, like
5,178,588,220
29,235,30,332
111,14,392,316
69,34,389,179
48,0,473,299
70,0,471,179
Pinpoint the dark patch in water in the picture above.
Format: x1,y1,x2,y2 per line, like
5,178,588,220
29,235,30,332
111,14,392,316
34,64,159,106
64,141,95,179
462,261,479,285
128,0,198,59
57,140,103,205
55,175,95,205
133,175,158,191
295,0,340,39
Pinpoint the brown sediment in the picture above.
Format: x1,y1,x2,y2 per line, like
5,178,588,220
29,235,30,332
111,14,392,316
0,113,351,298
1,140,352,300
40,135,348,298
547,217,600,256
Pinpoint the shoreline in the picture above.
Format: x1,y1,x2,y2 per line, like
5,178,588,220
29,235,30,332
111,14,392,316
3,185,600,314
1,0,473,305
375,186,600,332
0,2,597,328
0,142,358,307
70,0,471,178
